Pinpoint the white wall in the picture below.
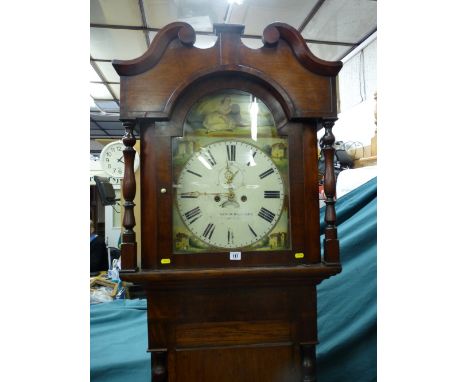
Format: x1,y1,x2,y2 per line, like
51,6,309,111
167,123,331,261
319,36,377,147
339,38,377,113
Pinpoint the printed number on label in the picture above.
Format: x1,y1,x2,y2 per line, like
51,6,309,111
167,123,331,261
229,252,241,261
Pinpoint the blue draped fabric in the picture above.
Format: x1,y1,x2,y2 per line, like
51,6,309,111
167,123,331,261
317,177,377,382
90,299,151,381
90,177,377,381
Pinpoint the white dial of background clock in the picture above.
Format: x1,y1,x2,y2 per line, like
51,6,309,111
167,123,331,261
100,141,140,178
176,140,285,249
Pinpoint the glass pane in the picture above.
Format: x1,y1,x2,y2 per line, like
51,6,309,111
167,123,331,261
90,129,108,137
241,37,264,50
150,32,218,49
95,100,119,113
91,0,143,26
95,61,121,82
91,28,147,60
229,0,319,35
108,84,121,100
148,31,157,44
93,114,121,123
143,0,178,28
193,34,217,49
99,122,124,130
90,83,113,100
172,90,290,253
302,0,377,44
90,64,102,82
90,96,99,111
178,15,213,32
307,43,351,61
144,0,227,31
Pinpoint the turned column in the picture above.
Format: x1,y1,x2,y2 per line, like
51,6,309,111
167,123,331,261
320,119,340,265
120,120,138,272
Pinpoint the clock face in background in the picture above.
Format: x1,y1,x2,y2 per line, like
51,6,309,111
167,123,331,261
176,140,285,249
100,141,140,178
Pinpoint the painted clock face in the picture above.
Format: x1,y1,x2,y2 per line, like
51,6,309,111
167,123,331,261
176,140,285,249
100,141,140,178
172,90,290,253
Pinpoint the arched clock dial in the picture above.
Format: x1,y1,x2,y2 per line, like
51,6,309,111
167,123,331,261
176,140,285,249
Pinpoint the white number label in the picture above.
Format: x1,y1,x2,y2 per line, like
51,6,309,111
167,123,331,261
229,251,241,260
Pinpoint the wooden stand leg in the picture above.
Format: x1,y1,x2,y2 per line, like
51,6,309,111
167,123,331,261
301,344,317,382
152,351,168,382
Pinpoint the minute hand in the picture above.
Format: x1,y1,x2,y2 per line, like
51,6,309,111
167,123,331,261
180,191,229,198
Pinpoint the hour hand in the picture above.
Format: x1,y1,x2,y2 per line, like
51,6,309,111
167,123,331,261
179,191,200,198
180,191,229,198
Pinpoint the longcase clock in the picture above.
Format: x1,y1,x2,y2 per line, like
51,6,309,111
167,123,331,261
113,22,343,382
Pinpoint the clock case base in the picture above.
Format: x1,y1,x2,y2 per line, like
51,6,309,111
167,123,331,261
122,264,341,382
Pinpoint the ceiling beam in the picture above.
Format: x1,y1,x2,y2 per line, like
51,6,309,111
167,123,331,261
91,23,154,31
90,57,120,106
138,0,151,48
91,81,120,85
303,39,354,47
90,23,354,46
90,127,139,139
298,0,326,32
91,132,127,139
91,98,122,103
223,4,232,23
336,27,377,62
90,117,112,137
